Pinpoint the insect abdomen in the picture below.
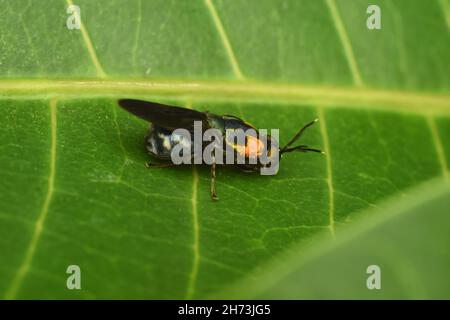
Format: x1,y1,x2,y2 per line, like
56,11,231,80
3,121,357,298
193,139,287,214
146,125,193,161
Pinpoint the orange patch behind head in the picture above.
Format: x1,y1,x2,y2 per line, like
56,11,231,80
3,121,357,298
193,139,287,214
245,136,264,158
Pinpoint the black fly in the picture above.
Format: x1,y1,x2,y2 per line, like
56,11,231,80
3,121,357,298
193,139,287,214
118,99,322,200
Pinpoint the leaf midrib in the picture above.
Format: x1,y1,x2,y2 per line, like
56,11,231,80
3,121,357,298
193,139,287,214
1,79,450,115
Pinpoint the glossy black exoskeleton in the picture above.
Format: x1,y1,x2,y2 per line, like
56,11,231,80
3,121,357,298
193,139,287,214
118,99,322,200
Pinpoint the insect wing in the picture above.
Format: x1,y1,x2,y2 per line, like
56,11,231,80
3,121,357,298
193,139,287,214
118,99,208,131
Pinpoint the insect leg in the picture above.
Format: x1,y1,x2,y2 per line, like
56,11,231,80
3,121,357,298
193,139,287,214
145,161,176,168
210,151,218,201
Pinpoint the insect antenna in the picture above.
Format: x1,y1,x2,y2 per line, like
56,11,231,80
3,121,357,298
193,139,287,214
281,145,324,154
280,119,324,155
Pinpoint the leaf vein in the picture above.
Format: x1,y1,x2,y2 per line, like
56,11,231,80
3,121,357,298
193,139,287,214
3,80,449,113
132,0,142,72
438,0,450,30
318,107,335,238
4,98,58,299
204,0,244,79
325,0,363,86
186,166,200,299
66,0,106,77
427,116,449,180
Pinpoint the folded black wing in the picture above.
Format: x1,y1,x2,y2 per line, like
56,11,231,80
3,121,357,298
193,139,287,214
118,99,208,131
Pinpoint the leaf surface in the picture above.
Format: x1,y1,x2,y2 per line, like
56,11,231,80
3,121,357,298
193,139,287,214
218,179,450,299
0,0,449,298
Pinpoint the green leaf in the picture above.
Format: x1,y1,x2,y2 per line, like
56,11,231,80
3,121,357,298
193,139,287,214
215,178,450,299
0,0,449,299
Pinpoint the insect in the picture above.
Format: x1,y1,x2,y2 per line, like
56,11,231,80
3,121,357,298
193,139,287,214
118,99,323,200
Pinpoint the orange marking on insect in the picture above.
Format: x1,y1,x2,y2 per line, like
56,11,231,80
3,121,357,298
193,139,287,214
230,136,265,159
245,136,264,158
